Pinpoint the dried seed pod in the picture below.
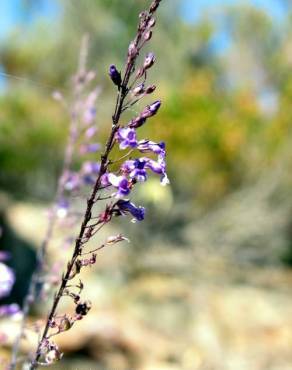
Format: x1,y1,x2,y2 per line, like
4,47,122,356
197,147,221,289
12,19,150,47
59,317,72,332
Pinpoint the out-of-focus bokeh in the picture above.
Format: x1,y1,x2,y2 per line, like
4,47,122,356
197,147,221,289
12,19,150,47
1,0,292,369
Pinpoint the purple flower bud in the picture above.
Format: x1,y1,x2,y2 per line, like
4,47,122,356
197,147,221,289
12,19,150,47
143,52,156,69
109,65,122,87
141,100,161,118
137,140,165,156
129,116,147,129
116,199,145,221
149,100,161,114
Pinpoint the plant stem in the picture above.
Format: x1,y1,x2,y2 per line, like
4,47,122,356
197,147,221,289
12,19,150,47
28,2,161,368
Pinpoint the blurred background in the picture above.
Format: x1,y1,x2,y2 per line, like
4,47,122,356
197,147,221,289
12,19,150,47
1,0,292,369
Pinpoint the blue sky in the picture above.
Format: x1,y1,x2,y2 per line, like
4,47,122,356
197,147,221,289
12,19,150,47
0,0,286,39
0,0,58,39
182,0,285,22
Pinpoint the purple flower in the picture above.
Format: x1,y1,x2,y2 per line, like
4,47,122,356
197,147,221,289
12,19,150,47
101,173,110,187
82,162,100,185
83,107,96,125
80,143,100,154
116,127,138,149
85,126,97,139
0,303,20,317
57,198,69,219
109,65,122,87
122,156,169,185
137,140,165,156
83,89,99,125
64,172,80,191
82,161,101,175
116,199,145,221
147,156,170,186
108,174,131,197
0,262,15,299
122,159,147,182
83,175,95,186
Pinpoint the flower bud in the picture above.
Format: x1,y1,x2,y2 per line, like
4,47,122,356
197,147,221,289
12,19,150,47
149,100,161,114
109,64,122,87
146,85,156,94
128,42,137,58
133,83,145,96
136,67,145,79
149,18,156,28
129,116,147,128
144,30,152,41
143,52,156,70
150,0,160,12
141,100,161,118
139,11,147,19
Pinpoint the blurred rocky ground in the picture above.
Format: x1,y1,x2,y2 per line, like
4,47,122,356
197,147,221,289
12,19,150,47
1,195,292,370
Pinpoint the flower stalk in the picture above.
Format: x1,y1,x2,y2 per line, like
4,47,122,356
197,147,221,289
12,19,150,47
28,1,166,368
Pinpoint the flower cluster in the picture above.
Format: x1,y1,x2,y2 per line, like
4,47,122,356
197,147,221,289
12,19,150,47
105,58,169,220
